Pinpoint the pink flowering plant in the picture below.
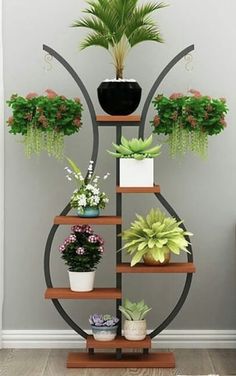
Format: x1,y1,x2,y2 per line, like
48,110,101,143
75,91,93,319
65,158,109,214
6,90,83,159
151,90,228,158
59,225,104,272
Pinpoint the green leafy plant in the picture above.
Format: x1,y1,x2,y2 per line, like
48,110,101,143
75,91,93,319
59,224,104,272
6,90,83,159
107,135,161,160
121,208,192,266
65,159,109,213
119,298,151,320
151,90,228,158
72,0,166,79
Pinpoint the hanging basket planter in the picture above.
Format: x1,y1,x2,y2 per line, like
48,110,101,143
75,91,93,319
151,90,228,158
6,90,83,159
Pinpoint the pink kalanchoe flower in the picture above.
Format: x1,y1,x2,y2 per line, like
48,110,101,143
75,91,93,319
88,235,98,243
69,234,77,243
76,247,85,255
99,246,104,254
169,92,183,100
85,225,93,234
26,92,38,99
189,89,202,97
59,244,66,252
45,89,58,98
71,225,83,233
97,236,104,245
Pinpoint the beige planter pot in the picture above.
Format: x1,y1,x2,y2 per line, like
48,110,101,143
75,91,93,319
123,319,147,341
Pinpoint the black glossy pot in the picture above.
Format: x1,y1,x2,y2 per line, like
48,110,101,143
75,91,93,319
97,81,142,115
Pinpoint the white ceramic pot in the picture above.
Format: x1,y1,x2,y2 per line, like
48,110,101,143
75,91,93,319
68,271,95,292
91,325,118,341
124,319,147,341
120,159,153,187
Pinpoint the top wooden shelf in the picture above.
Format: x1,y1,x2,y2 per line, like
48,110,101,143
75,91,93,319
96,115,141,126
116,185,160,193
54,216,122,225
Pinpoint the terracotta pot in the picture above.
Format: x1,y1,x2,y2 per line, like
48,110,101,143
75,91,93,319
143,249,171,266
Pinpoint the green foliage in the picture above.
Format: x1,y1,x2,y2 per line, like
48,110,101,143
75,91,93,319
151,92,228,158
59,225,104,272
72,0,166,78
6,92,83,159
121,208,192,266
107,135,161,160
119,298,151,321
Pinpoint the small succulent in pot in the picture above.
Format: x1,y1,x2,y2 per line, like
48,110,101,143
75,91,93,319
119,299,151,341
72,0,166,115
107,135,161,187
65,158,109,217
121,208,192,266
6,90,83,159
59,224,104,291
89,314,119,341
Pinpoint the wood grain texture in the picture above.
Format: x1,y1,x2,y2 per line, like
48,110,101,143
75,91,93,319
208,349,236,374
43,349,89,376
116,263,196,274
45,288,122,300
174,349,215,375
67,352,175,368
87,335,151,349
96,115,141,122
54,216,122,225
116,186,161,193
0,349,49,376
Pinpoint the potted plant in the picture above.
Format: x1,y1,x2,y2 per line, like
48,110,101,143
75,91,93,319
59,224,104,291
121,208,192,266
119,299,151,340
6,90,83,159
107,135,161,187
89,314,119,341
72,0,166,115
65,158,110,217
151,90,228,158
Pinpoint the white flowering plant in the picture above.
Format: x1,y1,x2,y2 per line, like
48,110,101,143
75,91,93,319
65,158,110,213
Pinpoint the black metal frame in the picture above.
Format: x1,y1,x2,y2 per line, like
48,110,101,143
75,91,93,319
43,44,195,353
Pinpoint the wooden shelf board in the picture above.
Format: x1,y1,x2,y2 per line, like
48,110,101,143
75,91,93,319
87,335,151,349
96,115,141,123
54,216,122,225
67,351,175,368
116,185,160,193
116,262,196,273
45,288,122,300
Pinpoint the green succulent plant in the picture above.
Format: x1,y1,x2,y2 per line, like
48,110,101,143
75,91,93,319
107,135,161,160
121,208,192,266
72,0,166,79
119,298,151,321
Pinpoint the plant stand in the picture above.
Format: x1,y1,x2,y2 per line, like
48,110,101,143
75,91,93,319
44,44,196,369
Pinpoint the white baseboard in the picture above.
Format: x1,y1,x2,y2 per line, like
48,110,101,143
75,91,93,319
2,329,236,349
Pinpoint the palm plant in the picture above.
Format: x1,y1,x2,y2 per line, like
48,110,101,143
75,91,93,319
73,0,166,79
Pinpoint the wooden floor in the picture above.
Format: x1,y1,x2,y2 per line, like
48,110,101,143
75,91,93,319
0,349,236,375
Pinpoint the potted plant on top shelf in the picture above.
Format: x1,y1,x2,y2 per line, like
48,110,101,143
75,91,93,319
119,298,151,340
72,0,166,115
151,90,228,158
107,135,161,187
6,90,83,159
65,158,110,217
121,208,192,266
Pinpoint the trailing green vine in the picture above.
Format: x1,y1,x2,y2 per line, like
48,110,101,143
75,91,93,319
151,90,228,158
7,90,83,159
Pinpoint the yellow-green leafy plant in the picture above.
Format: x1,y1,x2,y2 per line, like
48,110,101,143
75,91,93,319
72,0,166,79
119,298,151,320
121,208,192,266
107,135,161,160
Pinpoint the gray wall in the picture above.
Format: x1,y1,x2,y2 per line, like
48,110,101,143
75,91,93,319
3,0,236,331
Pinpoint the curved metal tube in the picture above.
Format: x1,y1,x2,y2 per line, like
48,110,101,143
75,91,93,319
139,44,194,139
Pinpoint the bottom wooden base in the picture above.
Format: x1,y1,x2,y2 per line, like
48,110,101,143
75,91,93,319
67,352,175,368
